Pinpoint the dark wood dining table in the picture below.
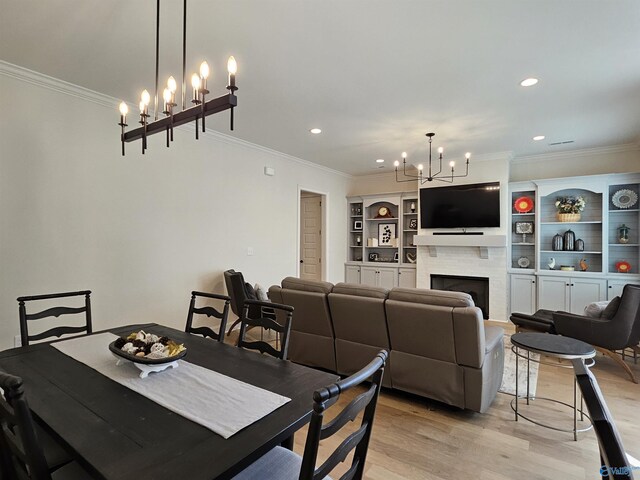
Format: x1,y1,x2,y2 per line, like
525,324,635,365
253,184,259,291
0,323,338,480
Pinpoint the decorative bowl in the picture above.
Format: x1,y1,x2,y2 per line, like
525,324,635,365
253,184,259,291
109,341,187,365
557,213,581,222
560,265,575,271
514,196,534,213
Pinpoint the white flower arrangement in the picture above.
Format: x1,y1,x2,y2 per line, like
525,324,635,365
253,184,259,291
555,196,586,214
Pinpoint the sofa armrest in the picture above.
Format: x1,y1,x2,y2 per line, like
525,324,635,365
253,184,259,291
484,326,504,354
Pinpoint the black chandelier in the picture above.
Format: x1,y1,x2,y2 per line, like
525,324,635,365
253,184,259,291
394,133,470,184
118,0,238,156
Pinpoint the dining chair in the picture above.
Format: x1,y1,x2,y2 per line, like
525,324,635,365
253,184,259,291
17,290,92,347
232,350,388,480
572,358,636,479
184,291,231,342
237,299,293,360
0,371,92,479
223,269,261,335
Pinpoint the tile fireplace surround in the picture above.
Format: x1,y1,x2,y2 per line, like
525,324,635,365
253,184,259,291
415,235,508,321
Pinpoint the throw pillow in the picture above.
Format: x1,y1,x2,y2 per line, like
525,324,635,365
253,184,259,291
254,283,269,302
583,301,609,318
602,296,621,319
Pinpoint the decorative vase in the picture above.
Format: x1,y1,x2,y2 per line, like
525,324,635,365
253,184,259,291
557,212,581,222
575,238,585,251
618,224,630,244
410,202,416,213
552,234,563,251
356,236,361,246
563,229,575,251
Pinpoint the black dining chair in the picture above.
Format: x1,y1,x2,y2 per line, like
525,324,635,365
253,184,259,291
184,291,231,342
223,269,262,335
237,300,293,360
0,371,91,479
17,291,92,347
572,359,636,479
231,350,388,480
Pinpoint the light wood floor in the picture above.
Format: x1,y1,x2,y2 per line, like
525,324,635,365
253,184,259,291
233,324,640,479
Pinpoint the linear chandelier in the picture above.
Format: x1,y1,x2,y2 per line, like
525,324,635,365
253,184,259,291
394,133,470,184
117,0,238,155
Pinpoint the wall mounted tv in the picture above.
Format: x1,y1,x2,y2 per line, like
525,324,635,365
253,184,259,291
420,182,501,229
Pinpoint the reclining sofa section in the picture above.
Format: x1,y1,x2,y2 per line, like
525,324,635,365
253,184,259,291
269,277,504,413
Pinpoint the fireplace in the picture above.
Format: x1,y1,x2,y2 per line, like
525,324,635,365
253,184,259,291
431,274,490,319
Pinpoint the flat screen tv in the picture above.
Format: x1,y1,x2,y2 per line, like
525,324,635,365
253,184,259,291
420,182,501,229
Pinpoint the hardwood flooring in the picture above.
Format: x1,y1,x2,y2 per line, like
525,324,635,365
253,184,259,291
233,323,639,479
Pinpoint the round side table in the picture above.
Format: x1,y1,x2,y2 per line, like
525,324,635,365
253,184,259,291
510,332,596,441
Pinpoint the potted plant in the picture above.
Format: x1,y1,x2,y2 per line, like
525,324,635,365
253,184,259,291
555,196,586,222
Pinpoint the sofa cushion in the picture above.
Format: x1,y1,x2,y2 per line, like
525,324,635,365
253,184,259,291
388,287,474,307
331,283,388,299
281,276,334,294
602,296,621,319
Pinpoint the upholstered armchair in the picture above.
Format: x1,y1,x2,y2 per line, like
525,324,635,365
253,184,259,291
553,284,640,383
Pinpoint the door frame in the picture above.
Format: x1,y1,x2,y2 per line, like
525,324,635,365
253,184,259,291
297,186,328,281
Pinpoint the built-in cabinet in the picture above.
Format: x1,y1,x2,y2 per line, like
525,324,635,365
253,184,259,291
346,192,417,288
508,174,640,316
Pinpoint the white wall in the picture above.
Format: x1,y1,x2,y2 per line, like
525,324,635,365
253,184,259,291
0,66,350,351
510,145,640,182
348,171,417,196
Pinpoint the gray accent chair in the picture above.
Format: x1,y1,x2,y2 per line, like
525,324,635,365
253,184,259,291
268,277,337,371
554,284,640,383
385,288,504,413
328,283,392,387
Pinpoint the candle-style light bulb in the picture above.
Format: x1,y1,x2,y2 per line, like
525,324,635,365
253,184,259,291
167,76,177,93
199,61,209,91
449,161,455,168
394,160,400,168
119,101,128,117
191,73,201,100
163,88,172,113
465,152,471,160
227,56,237,89
438,147,444,155
402,151,407,160
139,101,145,113
418,164,424,171
141,89,150,106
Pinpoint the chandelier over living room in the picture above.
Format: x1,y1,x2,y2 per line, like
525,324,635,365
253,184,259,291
394,133,470,184
117,0,238,156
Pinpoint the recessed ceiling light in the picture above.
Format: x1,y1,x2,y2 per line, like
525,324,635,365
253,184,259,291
376,159,385,163
309,128,322,134
533,135,545,141
520,78,539,87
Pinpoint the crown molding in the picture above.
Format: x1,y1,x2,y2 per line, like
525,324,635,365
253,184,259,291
0,60,352,179
511,143,639,164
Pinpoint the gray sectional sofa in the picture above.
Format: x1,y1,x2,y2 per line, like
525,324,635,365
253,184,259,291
268,277,504,413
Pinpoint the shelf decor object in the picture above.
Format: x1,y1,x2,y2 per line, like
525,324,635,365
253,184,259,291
515,221,534,243
563,229,575,251
575,238,585,251
514,196,534,213
618,224,630,244
117,0,238,156
615,261,632,273
611,189,638,209
517,256,531,268
555,195,586,222
409,218,418,230
394,132,471,184
552,233,564,251
378,223,396,246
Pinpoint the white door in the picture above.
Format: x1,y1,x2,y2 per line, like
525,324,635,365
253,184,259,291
378,267,398,289
608,281,627,300
345,265,361,284
398,268,416,288
360,267,378,287
300,195,322,281
510,274,537,315
570,278,606,314
537,276,570,311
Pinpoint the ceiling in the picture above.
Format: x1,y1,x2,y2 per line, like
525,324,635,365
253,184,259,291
2,0,639,175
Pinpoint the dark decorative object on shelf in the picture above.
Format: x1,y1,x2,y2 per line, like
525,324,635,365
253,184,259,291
353,220,363,231
563,229,575,251
575,238,585,251
409,218,418,230
394,252,399,262
552,233,563,251
618,224,630,244
368,253,379,262
410,202,416,213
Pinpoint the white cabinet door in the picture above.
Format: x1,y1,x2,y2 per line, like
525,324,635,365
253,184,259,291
537,276,570,311
510,274,537,315
608,280,628,300
360,267,378,287
378,267,398,289
345,265,361,284
398,268,416,289
570,278,606,314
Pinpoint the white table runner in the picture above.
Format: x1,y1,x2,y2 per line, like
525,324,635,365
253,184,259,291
52,333,290,439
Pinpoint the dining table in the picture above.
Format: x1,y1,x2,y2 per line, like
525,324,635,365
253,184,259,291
0,323,339,480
